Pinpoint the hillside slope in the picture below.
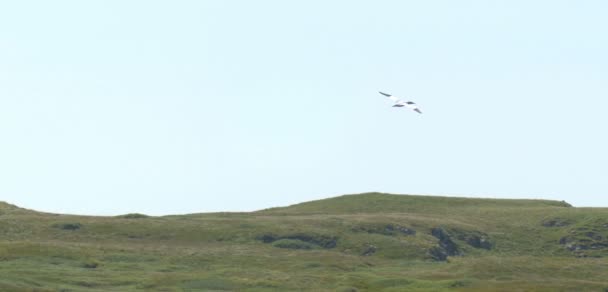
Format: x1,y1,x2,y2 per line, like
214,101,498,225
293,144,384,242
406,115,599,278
1,193,607,291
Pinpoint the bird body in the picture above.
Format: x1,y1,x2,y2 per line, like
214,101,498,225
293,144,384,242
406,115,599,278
379,91,422,114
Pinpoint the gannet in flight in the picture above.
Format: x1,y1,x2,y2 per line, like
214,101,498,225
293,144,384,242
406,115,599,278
379,91,422,114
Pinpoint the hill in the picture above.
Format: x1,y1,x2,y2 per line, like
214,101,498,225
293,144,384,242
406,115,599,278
1,193,607,291
259,192,572,214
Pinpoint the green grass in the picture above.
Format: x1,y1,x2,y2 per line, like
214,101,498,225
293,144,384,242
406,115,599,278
1,193,607,291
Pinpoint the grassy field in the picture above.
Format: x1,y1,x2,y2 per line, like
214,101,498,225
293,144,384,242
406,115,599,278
1,193,607,291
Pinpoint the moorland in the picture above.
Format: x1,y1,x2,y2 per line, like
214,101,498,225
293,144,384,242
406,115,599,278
1,193,607,291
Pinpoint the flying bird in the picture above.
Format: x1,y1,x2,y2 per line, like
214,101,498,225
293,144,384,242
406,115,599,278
379,91,422,114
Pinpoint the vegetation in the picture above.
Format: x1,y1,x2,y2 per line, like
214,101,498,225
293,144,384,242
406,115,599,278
1,193,607,291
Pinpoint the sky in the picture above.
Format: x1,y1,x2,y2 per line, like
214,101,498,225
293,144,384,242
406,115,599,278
1,1,607,215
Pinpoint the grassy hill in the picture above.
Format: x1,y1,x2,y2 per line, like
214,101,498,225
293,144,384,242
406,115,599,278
1,193,607,291
260,192,572,214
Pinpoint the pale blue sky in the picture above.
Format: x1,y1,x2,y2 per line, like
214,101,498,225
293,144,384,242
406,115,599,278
1,1,607,215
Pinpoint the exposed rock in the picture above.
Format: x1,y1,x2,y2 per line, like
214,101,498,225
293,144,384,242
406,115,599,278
428,227,462,261
585,231,604,241
464,235,492,250
390,224,416,235
361,244,377,256
428,227,492,260
431,228,460,256
453,231,493,250
428,246,448,261
559,229,608,257
542,218,572,227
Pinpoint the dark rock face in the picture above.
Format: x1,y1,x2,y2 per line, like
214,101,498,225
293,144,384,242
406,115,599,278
542,218,572,227
431,228,460,256
429,228,460,261
256,233,338,249
428,246,448,261
428,227,493,261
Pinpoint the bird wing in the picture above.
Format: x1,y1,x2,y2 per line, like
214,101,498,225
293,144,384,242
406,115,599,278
380,91,422,113
404,101,422,114
379,91,400,102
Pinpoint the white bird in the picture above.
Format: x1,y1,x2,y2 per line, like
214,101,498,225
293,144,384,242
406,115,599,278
379,91,422,114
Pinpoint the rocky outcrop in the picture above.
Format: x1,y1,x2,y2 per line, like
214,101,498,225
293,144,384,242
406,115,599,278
429,228,460,261
428,246,449,261
386,224,416,235
428,227,493,261
559,227,608,257
454,231,492,250
431,228,460,255
542,218,572,227
361,244,377,256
